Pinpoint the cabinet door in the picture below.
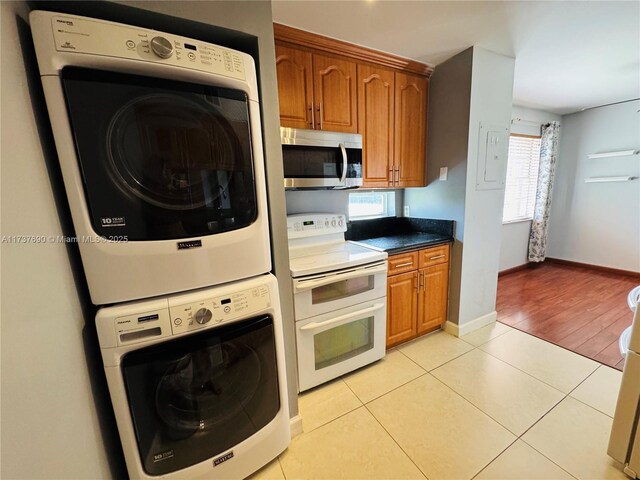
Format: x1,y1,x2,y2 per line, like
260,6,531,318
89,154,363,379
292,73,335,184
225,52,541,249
275,44,314,129
394,72,428,187
386,271,418,348
417,263,449,335
313,54,357,133
358,65,394,187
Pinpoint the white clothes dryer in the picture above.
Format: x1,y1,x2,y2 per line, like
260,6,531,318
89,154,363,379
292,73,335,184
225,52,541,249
30,11,272,304
96,273,290,479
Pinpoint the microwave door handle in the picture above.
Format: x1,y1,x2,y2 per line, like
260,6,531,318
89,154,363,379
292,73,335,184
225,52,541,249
300,303,386,331
294,262,388,292
339,143,348,183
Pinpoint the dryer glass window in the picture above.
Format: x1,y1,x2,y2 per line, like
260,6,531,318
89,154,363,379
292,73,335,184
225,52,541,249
61,67,257,240
121,315,280,476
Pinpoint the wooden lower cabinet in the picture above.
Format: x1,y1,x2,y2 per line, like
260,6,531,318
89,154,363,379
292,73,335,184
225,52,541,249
417,263,449,334
386,271,418,347
386,245,450,348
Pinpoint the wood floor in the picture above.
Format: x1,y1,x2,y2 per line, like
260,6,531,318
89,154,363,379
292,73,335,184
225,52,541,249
496,263,638,370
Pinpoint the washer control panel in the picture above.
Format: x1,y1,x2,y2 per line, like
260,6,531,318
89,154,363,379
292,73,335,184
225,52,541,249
168,283,272,335
287,213,346,239
50,15,246,80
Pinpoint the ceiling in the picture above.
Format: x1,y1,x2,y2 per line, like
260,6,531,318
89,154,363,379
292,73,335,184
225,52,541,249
271,1,640,115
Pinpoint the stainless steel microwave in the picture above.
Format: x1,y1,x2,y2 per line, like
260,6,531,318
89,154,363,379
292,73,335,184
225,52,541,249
281,127,363,189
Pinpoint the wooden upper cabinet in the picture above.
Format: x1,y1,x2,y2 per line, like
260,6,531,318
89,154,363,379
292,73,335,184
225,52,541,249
358,65,395,188
312,54,357,133
275,44,314,129
394,72,428,187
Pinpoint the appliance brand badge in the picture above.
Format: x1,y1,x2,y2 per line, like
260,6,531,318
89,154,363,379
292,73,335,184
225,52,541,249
100,216,126,227
177,240,202,250
56,19,74,26
213,451,234,467
152,449,174,463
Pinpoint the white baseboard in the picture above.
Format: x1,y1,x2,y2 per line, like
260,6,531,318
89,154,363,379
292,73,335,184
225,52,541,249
289,414,303,438
444,310,497,337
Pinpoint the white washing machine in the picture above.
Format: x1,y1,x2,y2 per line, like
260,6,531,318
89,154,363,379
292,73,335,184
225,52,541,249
96,273,290,479
30,11,272,304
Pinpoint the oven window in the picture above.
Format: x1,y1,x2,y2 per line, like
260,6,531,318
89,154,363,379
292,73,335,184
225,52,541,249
61,67,257,240
313,316,374,370
121,315,279,476
311,275,374,304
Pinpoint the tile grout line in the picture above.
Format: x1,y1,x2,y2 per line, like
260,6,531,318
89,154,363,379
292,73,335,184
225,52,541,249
478,343,599,395
361,403,430,480
340,378,430,479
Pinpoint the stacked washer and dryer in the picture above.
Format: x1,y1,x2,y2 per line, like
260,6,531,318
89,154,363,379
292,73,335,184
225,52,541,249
30,11,289,480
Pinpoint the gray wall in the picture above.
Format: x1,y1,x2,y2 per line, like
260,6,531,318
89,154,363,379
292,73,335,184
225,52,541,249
457,47,515,326
404,47,473,325
1,1,296,478
499,106,561,272
406,47,515,328
547,100,640,272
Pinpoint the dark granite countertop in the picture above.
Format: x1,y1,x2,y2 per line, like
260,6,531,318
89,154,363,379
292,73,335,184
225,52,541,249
346,217,454,255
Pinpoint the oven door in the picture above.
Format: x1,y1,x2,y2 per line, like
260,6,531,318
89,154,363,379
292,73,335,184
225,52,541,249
61,67,258,241
120,315,280,476
292,261,387,320
296,299,387,392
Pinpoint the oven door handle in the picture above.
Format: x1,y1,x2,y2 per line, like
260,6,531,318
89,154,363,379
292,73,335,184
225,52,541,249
293,262,387,292
339,143,348,183
299,302,385,332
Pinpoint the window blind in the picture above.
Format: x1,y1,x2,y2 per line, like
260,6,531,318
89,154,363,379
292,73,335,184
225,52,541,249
503,135,541,223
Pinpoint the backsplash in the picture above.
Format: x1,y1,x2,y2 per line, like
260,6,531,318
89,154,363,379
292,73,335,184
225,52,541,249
346,217,454,240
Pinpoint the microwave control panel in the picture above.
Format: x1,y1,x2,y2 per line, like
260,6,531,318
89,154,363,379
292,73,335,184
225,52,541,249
287,214,346,239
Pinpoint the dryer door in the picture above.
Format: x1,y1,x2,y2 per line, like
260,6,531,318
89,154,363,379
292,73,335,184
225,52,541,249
121,315,280,476
61,67,257,240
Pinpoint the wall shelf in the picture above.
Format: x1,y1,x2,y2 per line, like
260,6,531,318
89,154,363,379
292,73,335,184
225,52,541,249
584,176,637,183
586,150,638,159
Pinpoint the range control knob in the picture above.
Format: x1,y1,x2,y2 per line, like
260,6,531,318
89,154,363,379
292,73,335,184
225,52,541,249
150,36,173,59
194,308,212,325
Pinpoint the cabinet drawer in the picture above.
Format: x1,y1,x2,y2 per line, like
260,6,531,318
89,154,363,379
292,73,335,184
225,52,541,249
418,244,450,268
388,251,419,275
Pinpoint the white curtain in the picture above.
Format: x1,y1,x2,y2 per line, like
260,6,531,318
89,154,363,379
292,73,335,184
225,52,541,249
528,121,560,262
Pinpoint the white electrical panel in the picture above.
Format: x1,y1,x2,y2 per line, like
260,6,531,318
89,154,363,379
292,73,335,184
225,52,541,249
476,122,509,191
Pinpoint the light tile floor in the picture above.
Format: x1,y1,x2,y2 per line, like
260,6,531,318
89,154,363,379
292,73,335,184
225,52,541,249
250,326,626,480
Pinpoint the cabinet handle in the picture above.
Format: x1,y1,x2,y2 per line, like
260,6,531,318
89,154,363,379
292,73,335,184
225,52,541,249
418,271,424,290
395,166,400,184
414,272,419,290
308,104,315,129
389,168,394,185
429,255,445,260
394,262,414,268
317,103,323,130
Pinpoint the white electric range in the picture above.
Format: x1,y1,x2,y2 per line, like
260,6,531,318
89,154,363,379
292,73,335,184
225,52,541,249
287,213,388,392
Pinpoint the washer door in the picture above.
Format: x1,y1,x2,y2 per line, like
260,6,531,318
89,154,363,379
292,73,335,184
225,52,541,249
121,315,280,476
61,67,257,240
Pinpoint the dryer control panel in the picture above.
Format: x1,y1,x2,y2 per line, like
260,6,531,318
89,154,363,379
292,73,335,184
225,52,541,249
49,15,246,80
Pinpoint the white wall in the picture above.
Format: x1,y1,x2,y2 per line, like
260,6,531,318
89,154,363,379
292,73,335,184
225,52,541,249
499,106,561,271
1,2,113,477
457,47,515,327
547,100,640,272
406,46,515,329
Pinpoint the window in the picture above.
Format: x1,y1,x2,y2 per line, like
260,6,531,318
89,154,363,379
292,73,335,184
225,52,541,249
348,191,396,221
502,135,541,223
